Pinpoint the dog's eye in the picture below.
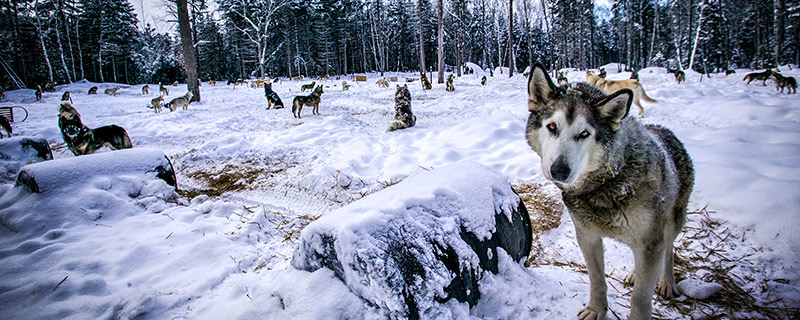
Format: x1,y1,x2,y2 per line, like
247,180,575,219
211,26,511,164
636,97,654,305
577,130,591,139
546,123,557,133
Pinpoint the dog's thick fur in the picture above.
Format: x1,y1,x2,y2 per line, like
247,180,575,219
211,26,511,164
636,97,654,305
301,81,316,92
0,114,11,138
264,83,284,109
481,76,487,86
445,74,455,92
586,70,657,118
772,73,797,94
525,63,694,320
58,101,133,156
88,86,98,94
743,70,774,85
142,85,150,94
388,84,416,131
104,87,120,96
376,78,389,88
421,73,432,90
292,85,323,118
342,81,352,91
150,96,164,113
167,91,193,112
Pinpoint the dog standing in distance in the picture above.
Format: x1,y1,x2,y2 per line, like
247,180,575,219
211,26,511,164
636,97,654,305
376,78,390,88
0,115,11,138
598,67,607,78
445,74,455,92
481,76,487,86
104,87,120,96
420,73,432,90
159,82,169,96
88,86,98,94
167,91,193,112
388,84,416,131
58,101,133,156
525,63,694,320
772,73,797,94
557,70,569,86
743,70,774,85
586,70,657,118
208,79,216,86
292,85,324,118
142,85,150,94
301,81,316,92
150,96,164,113
342,81,352,91
35,86,42,101
61,91,73,103
264,82,284,109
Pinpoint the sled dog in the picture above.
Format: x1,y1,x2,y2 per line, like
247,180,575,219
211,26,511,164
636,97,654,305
725,69,736,76
388,84,416,131
376,78,390,88
61,91,73,103
150,96,164,113
58,101,133,156
142,85,150,94
586,70,657,118
301,81,316,92
88,86,98,95
159,82,169,96
43,82,56,92
772,73,797,94
525,63,694,320
0,115,11,138
35,86,42,101
481,76,487,86
445,74,455,92
420,73,432,90
630,70,639,80
557,70,569,86
292,85,323,118
167,91,193,112
743,70,774,85
264,82,284,109
208,79,216,86
104,87,120,96
598,67,607,78
342,81,352,91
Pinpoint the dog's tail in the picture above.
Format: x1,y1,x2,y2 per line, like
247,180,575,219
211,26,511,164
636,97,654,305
639,86,658,103
387,120,407,131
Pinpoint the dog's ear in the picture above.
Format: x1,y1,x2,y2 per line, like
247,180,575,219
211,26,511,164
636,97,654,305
528,63,559,112
593,89,632,131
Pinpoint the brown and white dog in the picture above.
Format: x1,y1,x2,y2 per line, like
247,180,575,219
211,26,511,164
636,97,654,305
586,70,657,118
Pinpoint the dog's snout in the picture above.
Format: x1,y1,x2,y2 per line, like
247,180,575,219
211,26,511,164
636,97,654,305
550,156,571,182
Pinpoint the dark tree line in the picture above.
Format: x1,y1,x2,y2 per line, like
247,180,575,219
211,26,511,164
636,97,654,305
1,0,798,89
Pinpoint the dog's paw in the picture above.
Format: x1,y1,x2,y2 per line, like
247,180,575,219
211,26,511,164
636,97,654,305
578,305,606,320
624,270,636,286
657,278,681,298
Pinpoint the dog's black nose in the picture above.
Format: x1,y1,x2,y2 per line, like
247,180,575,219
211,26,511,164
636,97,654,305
550,156,571,182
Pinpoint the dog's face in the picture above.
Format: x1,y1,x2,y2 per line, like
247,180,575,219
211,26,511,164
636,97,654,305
395,84,410,102
314,85,324,95
526,63,632,189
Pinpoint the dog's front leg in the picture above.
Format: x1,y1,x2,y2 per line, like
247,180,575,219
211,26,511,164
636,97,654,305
629,244,663,320
574,223,607,320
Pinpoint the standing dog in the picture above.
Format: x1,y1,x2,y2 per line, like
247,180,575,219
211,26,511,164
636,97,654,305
725,69,736,76
445,74,455,92
159,82,169,96
35,86,42,101
557,70,569,86
142,85,150,94
104,87,120,96
525,63,694,320
772,73,797,94
481,76,487,86
0,115,11,138
150,96,164,113
264,82,284,109
167,91,193,112
743,70,774,85
420,73,432,90
292,85,324,118
388,84,416,131
88,86,98,94
208,79,217,86
598,67,607,78
301,81,316,92
342,81,352,91
61,91,73,103
58,101,133,156
586,70,657,118
376,78,390,88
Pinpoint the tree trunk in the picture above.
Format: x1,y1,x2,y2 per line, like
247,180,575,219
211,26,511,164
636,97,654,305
33,0,54,83
417,0,426,75
689,1,706,70
437,0,444,83
775,0,785,68
177,0,200,101
508,0,513,77
376,0,385,76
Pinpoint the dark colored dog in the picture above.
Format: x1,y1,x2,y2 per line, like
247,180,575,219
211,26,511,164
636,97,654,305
61,91,73,103
725,69,736,76
630,70,639,80
0,114,11,138
264,82,284,109
58,101,132,156
35,86,42,101
301,81,316,92
88,86,98,94
292,85,324,118
445,74,455,92
772,73,797,94
421,74,432,90
387,84,416,131
43,82,56,92
142,85,150,94
598,67,607,78
481,76,487,86
667,67,685,83
743,70,774,85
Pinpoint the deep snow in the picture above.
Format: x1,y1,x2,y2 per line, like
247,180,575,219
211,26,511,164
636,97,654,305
0,65,798,319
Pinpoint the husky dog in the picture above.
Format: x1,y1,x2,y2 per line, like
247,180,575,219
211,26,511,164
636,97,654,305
172,81,179,86
342,81,352,91
319,74,330,81
557,70,569,86
388,84,416,131
421,73,432,90
264,82,284,109
58,101,133,156
301,81,316,92
167,91,193,112
481,76,487,86
43,82,56,92
598,67,607,78
208,79,216,86
586,70,657,118
61,91,73,103
88,86,98,94
293,75,304,82
150,96,164,113
142,85,150,94
376,78,390,88
104,87,120,96
725,69,736,76
292,85,324,118
0,114,11,138
743,70,774,85
630,70,639,80
159,82,169,96
525,63,694,320
772,73,797,94
445,74,455,92
35,86,42,101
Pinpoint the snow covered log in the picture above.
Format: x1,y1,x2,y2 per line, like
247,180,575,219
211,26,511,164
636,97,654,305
14,148,177,194
0,136,54,175
292,161,532,319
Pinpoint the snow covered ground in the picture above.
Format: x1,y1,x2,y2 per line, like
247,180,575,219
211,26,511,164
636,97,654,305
1,65,798,319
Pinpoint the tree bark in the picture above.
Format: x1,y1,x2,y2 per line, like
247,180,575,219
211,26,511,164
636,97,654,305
437,0,444,83
775,0,785,68
177,0,200,101
417,0,426,75
508,0,513,77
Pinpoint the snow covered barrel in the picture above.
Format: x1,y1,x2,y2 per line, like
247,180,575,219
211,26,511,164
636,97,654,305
14,148,177,194
0,137,54,179
292,161,532,319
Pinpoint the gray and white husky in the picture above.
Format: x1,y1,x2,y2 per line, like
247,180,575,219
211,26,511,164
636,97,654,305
387,84,416,131
524,63,694,320
167,91,193,112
